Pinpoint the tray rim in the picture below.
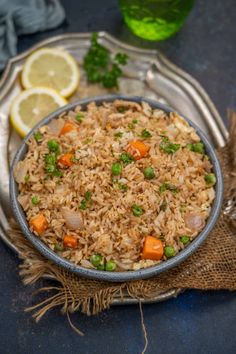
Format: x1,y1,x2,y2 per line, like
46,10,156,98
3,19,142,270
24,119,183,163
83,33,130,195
0,32,228,144
0,31,228,304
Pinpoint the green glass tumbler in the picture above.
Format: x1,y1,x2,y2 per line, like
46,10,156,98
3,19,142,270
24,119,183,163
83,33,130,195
118,0,195,41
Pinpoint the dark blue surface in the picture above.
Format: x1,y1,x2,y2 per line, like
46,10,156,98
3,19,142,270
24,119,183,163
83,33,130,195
1,0,236,353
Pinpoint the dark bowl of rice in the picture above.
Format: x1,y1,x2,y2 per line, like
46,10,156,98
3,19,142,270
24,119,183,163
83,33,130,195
10,95,224,282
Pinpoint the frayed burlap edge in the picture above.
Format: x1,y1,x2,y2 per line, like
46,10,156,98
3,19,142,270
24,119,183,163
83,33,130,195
6,111,236,330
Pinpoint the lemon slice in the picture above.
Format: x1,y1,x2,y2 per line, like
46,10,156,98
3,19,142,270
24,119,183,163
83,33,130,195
10,87,67,137
21,48,80,97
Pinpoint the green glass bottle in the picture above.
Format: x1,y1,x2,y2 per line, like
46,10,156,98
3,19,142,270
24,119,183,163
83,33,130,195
119,0,195,41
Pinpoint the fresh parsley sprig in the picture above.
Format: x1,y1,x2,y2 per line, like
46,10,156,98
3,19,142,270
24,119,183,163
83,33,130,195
83,33,128,89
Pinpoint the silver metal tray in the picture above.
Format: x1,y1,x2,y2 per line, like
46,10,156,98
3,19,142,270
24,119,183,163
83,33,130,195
0,32,228,305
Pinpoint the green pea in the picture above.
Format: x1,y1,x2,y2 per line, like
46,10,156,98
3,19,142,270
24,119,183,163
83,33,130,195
187,142,204,154
54,243,64,252
143,167,155,180
180,235,190,245
204,173,216,186
47,139,59,152
105,260,117,271
97,263,105,270
111,162,122,176
131,204,144,217
90,254,103,267
31,196,39,205
164,246,175,258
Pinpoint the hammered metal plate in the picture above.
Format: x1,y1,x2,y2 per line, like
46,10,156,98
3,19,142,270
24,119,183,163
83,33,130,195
0,32,228,305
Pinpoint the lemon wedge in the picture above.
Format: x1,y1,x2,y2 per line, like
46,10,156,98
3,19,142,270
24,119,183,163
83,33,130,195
21,48,80,97
10,87,67,137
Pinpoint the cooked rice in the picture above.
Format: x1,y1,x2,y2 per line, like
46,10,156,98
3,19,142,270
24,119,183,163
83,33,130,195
14,100,216,271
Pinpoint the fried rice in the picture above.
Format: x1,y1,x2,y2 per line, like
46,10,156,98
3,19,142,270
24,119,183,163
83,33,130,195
14,100,216,272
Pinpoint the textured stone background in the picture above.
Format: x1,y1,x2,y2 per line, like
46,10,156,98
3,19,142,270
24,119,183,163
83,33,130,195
0,1,235,353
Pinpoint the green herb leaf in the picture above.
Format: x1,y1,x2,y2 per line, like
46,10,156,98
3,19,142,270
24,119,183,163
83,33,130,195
34,131,42,143
47,139,60,153
131,204,144,217
117,106,127,113
84,191,92,201
83,33,128,89
79,191,92,210
75,113,84,123
160,200,167,211
114,53,128,65
141,129,152,138
118,183,128,192
160,136,180,154
119,152,134,165
83,138,92,144
128,119,138,130
24,174,30,183
114,131,123,138
159,183,179,194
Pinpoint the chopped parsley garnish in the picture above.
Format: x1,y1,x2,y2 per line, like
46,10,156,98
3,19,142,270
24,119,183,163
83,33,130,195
75,113,84,123
118,183,128,192
24,174,30,183
117,106,128,113
83,33,128,89
131,204,144,217
141,129,152,138
47,139,60,153
128,119,138,130
159,183,179,194
160,200,167,211
79,191,92,210
119,152,134,165
159,233,165,241
34,131,42,143
44,152,62,178
114,53,128,65
114,131,123,138
111,163,122,176
83,138,92,144
160,136,180,154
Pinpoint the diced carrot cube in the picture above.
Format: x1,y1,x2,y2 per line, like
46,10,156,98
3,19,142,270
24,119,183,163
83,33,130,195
141,236,164,260
125,140,150,160
60,122,78,135
58,153,74,167
63,235,78,248
29,213,48,235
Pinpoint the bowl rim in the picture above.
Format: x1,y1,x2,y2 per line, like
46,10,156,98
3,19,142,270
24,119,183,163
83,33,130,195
10,95,224,282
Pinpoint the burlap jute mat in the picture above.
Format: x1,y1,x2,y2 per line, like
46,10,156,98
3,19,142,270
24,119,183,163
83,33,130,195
7,112,236,332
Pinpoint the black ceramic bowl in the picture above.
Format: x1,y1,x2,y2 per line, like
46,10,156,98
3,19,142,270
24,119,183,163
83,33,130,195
10,95,224,282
